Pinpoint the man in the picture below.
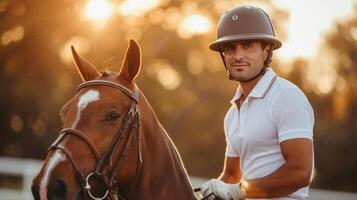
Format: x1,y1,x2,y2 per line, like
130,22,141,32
200,5,314,200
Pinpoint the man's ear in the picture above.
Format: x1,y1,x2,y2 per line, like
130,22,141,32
71,46,101,81
263,44,273,65
262,43,270,59
117,39,141,83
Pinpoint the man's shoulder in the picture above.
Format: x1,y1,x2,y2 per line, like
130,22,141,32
268,76,309,104
274,76,299,90
224,104,237,119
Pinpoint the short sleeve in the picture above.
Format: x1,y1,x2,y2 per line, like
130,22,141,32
224,107,240,157
225,137,239,157
270,88,314,143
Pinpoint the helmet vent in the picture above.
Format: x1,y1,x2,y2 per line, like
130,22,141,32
257,8,264,14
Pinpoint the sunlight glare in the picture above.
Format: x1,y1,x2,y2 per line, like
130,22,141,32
60,36,90,63
1,26,24,46
241,180,249,191
118,0,160,16
157,67,182,90
178,14,211,39
162,7,182,31
152,62,182,90
85,0,113,20
272,0,355,62
350,27,357,42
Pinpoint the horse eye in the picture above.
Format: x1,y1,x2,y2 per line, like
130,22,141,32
105,111,120,121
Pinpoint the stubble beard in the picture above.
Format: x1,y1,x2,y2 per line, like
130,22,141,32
228,64,264,82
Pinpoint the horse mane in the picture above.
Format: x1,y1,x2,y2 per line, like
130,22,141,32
137,91,196,199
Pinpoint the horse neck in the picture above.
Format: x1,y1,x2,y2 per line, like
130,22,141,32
134,94,197,200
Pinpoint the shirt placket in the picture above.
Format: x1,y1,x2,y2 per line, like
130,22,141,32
239,99,248,132
234,99,247,133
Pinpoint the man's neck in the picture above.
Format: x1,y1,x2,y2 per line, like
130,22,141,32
239,75,262,99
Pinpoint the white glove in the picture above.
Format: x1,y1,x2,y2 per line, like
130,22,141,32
200,179,246,200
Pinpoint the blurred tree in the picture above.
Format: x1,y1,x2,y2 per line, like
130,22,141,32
308,6,357,192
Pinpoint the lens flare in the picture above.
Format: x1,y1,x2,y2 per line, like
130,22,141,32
178,14,211,38
85,0,113,20
118,0,160,16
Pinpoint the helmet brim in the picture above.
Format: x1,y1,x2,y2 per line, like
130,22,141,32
209,33,282,51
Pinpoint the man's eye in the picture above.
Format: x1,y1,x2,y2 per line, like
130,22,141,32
105,111,120,121
243,43,251,49
223,45,234,52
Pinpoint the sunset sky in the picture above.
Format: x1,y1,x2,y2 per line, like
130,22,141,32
82,0,356,63
272,0,355,62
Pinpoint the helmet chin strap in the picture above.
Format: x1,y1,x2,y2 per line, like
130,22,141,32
220,45,273,83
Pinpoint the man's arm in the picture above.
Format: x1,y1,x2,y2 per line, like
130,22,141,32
218,156,241,183
243,138,313,198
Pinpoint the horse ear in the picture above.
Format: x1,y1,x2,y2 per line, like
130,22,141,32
71,46,101,81
118,39,141,83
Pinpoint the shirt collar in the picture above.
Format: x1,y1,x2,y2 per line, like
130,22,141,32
230,68,277,104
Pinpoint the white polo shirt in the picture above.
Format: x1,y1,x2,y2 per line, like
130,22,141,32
224,68,314,200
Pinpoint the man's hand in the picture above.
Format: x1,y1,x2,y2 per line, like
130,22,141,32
200,179,246,200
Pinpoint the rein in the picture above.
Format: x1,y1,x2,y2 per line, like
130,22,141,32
194,187,217,200
47,80,142,200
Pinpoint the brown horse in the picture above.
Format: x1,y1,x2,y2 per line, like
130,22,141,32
31,39,201,200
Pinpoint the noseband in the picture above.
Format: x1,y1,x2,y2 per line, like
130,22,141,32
48,80,142,200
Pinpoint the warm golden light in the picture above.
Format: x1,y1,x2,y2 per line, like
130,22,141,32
85,0,113,20
59,36,90,63
162,7,182,31
332,92,348,122
1,25,24,46
272,0,355,62
241,180,249,191
187,50,204,75
118,0,160,16
0,1,9,13
10,114,23,133
306,49,338,95
157,67,182,90
31,120,46,136
350,27,357,41
149,61,182,90
178,14,211,38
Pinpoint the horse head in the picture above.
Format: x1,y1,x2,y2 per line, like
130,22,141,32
32,40,198,200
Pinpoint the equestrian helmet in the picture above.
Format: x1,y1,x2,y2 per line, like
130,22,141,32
209,5,282,51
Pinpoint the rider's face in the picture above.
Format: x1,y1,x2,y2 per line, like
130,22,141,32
222,41,269,82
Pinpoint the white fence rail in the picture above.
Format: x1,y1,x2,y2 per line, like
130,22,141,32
0,157,42,200
0,157,356,200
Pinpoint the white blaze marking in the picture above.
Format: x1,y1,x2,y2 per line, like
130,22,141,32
39,151,66,199
72,89,100,127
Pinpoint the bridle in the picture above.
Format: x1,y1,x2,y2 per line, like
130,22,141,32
47,80,143,200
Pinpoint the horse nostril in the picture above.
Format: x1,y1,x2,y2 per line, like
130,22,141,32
48,180,67,200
